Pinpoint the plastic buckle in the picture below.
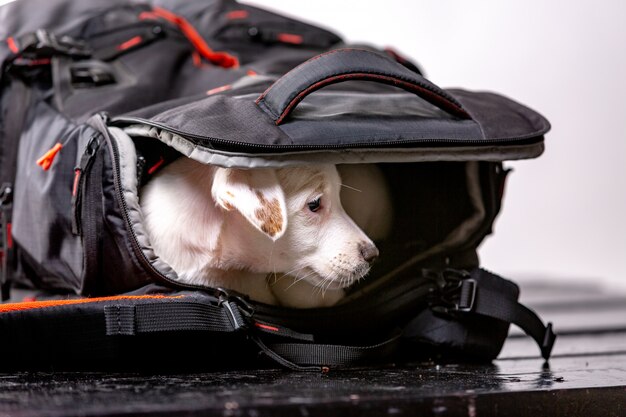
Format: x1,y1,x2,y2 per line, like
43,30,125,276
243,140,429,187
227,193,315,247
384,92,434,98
20,29,91,58
71,66,116,88
424,268,477,315
217,287,254,331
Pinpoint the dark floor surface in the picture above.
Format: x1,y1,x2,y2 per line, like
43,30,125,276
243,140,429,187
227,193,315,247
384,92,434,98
1,279,625,417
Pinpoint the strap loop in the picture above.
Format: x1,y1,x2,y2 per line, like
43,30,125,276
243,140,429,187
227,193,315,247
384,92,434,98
10,29,91,59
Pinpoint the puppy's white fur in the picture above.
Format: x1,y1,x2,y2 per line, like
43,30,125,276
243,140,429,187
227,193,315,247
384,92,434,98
140,159,388,307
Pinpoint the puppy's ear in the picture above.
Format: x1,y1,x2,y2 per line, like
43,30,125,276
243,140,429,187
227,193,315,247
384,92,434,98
211,168,287,240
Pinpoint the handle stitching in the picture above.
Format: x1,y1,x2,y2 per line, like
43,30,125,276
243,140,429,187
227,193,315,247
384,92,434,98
263,70,468,124
256,48,356,103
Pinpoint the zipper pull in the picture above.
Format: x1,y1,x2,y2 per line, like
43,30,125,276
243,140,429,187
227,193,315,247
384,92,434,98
71,137,100,235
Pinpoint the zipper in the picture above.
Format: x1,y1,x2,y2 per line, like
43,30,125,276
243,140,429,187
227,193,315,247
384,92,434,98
105,116,431,307
0,183,14,301
111,116,545,153
71,136,100,235
97,116,210,293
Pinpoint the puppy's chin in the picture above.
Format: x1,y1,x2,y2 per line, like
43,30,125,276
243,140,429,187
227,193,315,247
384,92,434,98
306,264,370,290
269,272,346,309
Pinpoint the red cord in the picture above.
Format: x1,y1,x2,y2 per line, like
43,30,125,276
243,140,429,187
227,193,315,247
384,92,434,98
140,7,239,68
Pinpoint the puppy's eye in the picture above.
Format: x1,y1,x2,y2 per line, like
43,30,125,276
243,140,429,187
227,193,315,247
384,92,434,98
307,197,322,213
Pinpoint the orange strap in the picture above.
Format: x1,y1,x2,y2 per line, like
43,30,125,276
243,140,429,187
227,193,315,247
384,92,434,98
140,7,239,68
0,294,185,313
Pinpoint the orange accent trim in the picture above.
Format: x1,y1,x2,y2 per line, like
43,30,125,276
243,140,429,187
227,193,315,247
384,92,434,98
0,294,185,313
15,57,51,66
36,142,63,171
147,157,165,174
6,222,11,249
149,7,239,68
255,322,279,332
6,37,18,53
226,10,249,20
277,33,303,45
246,69,258,77
72,169,81,196
192,51,202,67
138,11,158,20
206,84,232,95
117,35,143,51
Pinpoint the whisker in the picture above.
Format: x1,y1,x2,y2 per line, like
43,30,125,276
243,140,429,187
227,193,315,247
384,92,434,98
285,269,317,291
271,265,306,286
340,183,362,192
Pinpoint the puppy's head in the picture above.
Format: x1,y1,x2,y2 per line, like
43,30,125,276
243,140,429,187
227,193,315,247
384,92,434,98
211,164,378,290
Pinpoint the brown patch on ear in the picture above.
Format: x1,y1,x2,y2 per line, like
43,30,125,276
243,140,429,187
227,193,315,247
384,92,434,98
225,191,235,198
254,191,283,237
219,198,235,211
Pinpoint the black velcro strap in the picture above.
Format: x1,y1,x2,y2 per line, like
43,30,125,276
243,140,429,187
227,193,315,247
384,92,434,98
104,301,244,336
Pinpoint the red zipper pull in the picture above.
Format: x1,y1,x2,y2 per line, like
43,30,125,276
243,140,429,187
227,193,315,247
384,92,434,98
36,142,63,171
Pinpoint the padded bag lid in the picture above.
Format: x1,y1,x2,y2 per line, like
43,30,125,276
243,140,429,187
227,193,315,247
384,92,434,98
116,48,550,167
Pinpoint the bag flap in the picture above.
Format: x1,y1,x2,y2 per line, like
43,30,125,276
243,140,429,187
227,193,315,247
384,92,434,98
113,48,549,166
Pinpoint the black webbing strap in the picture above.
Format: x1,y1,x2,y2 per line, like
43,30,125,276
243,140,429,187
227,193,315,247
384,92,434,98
470,278,556,360
250,332,401,372
266,333,401,368
104,300,245,336
429,268,556,360
103,297,401,371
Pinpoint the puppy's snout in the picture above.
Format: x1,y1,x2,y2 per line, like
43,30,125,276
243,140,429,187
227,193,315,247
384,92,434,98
359,242,379,264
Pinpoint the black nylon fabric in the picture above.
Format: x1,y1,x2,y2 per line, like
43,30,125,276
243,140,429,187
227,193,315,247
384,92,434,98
0,292,259,371
11,99,86,291
450,89,551,141
148,96,293,146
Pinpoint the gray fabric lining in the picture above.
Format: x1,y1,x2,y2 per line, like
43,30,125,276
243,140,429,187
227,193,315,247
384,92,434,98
123,124,544,168
108,127,179,281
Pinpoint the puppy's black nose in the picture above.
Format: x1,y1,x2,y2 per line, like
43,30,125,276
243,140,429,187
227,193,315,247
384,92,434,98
359,242,379,264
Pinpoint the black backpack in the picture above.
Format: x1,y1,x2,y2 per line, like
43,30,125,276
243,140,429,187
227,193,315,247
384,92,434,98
0,0,555,371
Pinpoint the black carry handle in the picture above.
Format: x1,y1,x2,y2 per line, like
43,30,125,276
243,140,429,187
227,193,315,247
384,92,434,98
256,48,471,125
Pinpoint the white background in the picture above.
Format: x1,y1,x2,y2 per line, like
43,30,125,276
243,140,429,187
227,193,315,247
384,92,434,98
2,0,624,290
247,0,626,291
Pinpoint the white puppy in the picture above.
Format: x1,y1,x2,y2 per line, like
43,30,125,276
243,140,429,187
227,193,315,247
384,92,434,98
140,159,390,308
